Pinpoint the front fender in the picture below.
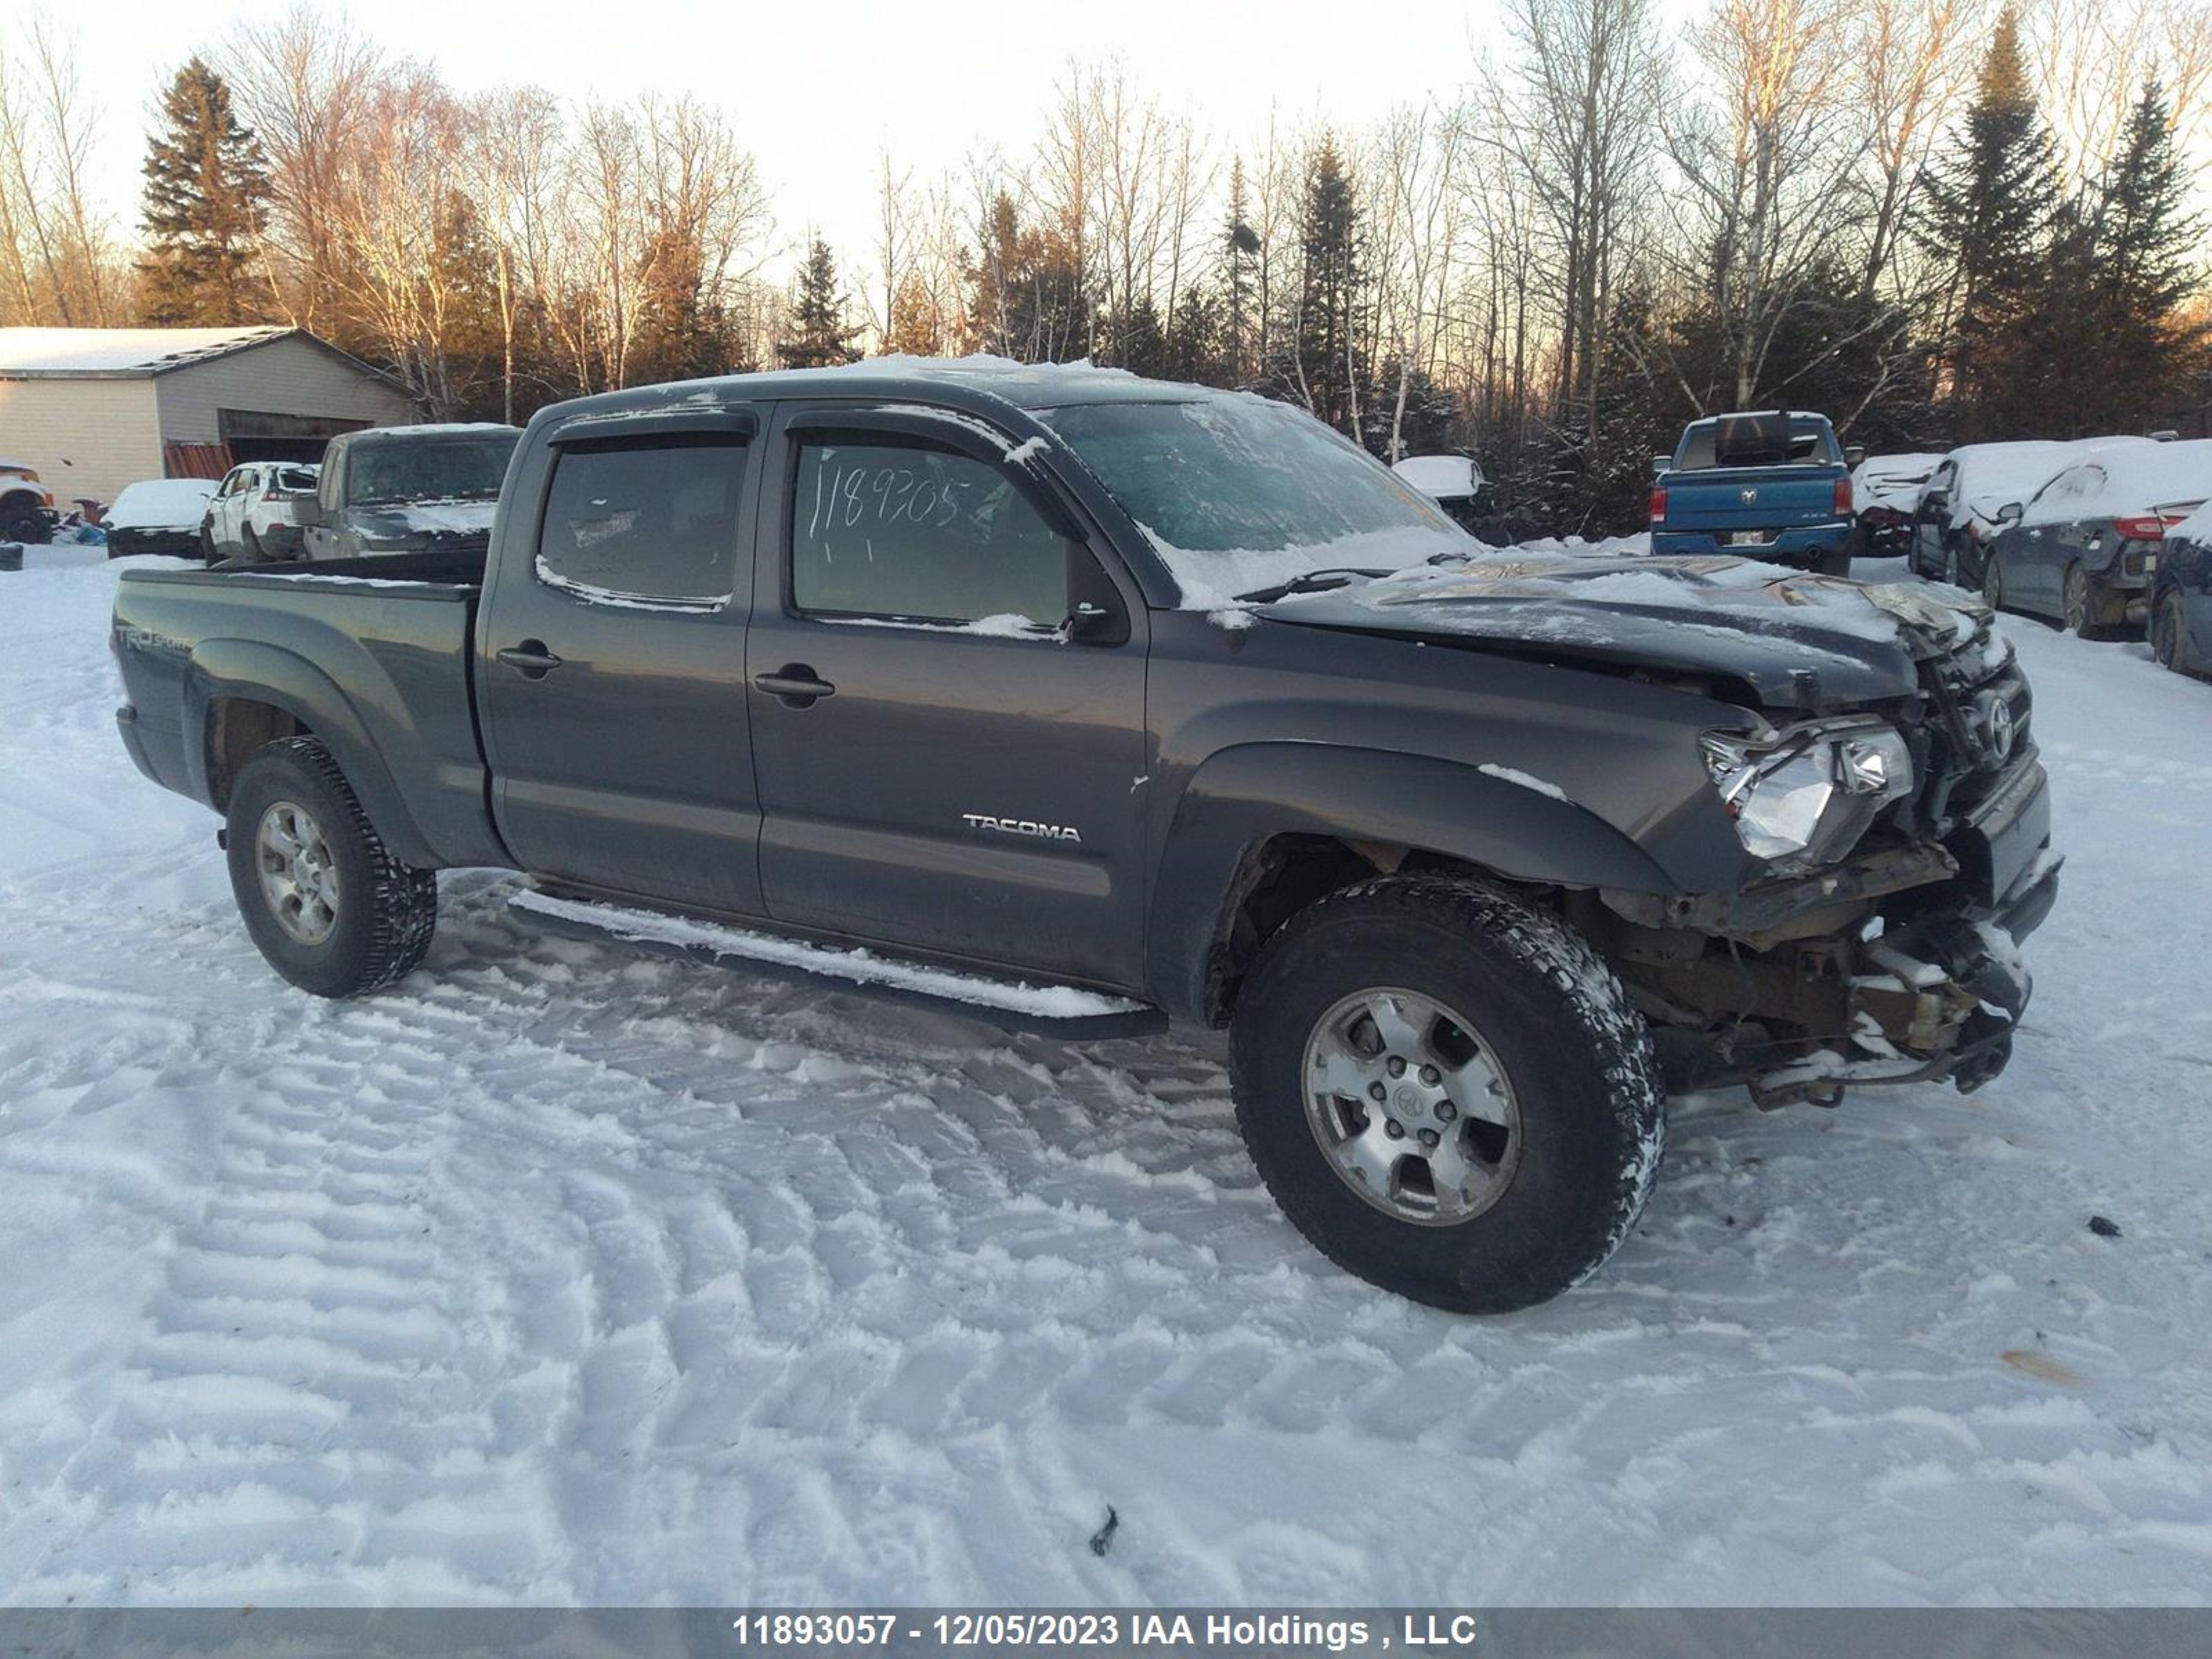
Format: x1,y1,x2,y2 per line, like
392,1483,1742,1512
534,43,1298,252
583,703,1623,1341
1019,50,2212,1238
1145,742,1705,1024
185,637,439,868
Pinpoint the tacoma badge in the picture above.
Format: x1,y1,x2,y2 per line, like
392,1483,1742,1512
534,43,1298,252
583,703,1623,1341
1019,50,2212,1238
962,813,1083,843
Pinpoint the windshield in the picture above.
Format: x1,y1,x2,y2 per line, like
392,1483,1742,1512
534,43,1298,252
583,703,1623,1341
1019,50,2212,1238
1042,397,1465,606
347,435,518,506
1676,415,1840,470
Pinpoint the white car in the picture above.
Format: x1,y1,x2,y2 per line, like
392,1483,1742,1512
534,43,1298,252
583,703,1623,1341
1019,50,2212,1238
202,461,321,563
104,478,221,559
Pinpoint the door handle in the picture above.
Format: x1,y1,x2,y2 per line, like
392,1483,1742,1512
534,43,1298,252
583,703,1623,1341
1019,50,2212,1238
753,665,836,706
496,641,563,678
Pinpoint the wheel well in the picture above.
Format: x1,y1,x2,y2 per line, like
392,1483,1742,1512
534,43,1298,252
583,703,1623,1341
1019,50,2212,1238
1200,834,1547,1025
207,697,312,810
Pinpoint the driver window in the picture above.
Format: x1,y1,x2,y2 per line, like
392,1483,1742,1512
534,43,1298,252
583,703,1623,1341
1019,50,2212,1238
789,434,1070,629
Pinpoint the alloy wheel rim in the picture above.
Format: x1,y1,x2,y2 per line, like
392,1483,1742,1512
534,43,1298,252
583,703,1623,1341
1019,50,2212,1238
255,799,340,945
1300,987,1523,1227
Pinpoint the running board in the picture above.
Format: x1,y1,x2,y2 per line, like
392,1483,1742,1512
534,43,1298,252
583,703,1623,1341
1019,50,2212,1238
509,888,1167,1040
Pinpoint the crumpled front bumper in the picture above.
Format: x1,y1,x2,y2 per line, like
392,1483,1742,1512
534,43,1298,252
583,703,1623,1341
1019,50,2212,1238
1745,765,2061,1106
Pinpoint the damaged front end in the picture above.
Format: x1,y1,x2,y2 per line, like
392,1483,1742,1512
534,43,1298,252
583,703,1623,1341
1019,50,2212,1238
1585,597,2062,1107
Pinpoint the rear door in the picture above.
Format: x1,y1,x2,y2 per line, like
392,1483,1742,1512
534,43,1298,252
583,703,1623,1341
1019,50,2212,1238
477,411,767,913
744,402,1150,988
2018,465,2104,611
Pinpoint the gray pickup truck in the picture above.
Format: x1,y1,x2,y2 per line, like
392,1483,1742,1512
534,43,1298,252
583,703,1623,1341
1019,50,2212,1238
111,362,2061,1313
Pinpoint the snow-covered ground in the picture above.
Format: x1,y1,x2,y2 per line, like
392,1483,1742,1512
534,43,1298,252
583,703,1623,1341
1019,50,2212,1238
1,546,2208,1606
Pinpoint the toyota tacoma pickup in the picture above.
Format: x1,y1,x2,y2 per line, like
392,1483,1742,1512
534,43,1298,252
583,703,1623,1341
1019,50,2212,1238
111,362,2061,1314
1651,409,1864,575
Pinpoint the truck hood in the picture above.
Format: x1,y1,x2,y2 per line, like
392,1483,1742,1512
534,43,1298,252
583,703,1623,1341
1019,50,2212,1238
1263,552,1987,710
348,498,498,550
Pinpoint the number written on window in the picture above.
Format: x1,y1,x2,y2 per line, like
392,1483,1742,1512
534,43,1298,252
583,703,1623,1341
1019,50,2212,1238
791,437,1068,629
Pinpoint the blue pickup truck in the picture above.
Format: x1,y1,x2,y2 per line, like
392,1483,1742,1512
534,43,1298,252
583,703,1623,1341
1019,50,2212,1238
1651,411,1864,576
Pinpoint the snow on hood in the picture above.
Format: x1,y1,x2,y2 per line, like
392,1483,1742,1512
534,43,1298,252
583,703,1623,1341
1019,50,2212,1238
1953,437,2151,527
2016,438,2212,528
1264,551,1987,709
353,497,498,541
1851,452,1942,512
104,478,217,530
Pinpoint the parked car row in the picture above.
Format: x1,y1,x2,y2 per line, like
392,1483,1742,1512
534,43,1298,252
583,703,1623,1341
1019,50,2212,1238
1848,433,2212,673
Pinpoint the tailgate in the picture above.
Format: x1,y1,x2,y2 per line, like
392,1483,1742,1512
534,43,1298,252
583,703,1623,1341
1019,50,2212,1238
1666,468,1841,532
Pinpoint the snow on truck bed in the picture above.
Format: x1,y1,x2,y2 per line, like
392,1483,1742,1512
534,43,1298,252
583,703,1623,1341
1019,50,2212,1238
3,543,2211,1606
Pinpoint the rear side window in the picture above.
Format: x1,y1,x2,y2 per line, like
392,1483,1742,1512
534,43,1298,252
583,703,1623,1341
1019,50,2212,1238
790,435,1069,628
538,435,747,608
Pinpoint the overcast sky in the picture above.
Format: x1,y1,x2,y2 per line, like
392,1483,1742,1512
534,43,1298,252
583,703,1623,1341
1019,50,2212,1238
71,0,1588,280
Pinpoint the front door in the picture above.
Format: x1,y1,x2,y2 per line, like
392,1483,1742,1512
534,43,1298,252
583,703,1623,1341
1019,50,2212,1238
744,403,1150,988
478,420,767,913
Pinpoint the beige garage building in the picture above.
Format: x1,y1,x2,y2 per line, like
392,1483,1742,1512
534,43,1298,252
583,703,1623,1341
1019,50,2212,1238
0,326,415,507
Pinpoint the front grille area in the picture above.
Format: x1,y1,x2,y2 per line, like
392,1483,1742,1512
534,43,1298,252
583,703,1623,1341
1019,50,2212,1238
1919,623,2035,825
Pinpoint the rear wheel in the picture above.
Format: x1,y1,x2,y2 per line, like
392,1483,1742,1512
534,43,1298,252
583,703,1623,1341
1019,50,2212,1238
242,525,266,563
1228,876,1663,1313
225,737,438,997
2063,562,2114,639
2153,590,2200,676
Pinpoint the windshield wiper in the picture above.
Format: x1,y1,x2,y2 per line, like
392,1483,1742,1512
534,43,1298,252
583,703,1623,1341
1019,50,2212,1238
1233,567,1394,604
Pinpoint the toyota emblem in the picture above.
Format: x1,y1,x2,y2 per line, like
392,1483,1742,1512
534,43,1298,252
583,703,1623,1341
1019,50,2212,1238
1985,698,2016,763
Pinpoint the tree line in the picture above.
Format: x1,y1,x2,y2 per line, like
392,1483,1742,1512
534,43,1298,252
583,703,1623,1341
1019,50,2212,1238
1,0,2207,532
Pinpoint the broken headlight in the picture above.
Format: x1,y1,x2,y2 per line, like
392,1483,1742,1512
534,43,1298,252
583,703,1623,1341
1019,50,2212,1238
1700,717,1913,872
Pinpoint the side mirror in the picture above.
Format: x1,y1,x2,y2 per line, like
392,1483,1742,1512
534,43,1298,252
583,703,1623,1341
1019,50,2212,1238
1651,454,1671,478
1844,445,1866,467
1065,547,1130,645
294,497,327,527
1995,502,2023,524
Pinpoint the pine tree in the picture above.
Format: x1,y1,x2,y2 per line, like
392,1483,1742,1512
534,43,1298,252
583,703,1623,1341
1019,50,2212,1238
2092,82,2206,420
137,58,272,326
777,238,859,369
1911,6,2059,438
1288,135,1369,436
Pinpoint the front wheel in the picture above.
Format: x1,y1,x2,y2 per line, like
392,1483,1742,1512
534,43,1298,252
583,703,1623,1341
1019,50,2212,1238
1982,549,2006,612
225,737,438,997
1229,876,1663,1313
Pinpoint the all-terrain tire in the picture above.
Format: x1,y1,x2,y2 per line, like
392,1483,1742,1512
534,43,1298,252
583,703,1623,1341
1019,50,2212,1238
1228,875,1664,1313
225,737,438,997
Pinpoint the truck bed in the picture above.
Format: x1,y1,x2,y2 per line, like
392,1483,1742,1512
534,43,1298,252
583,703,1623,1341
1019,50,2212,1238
112,553,509,872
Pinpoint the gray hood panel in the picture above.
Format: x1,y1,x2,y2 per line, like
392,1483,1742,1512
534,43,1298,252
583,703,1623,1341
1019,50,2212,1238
1263,553,1987,709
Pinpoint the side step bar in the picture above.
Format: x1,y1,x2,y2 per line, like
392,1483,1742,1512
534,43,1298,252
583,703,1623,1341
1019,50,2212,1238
509,888,1168,1041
